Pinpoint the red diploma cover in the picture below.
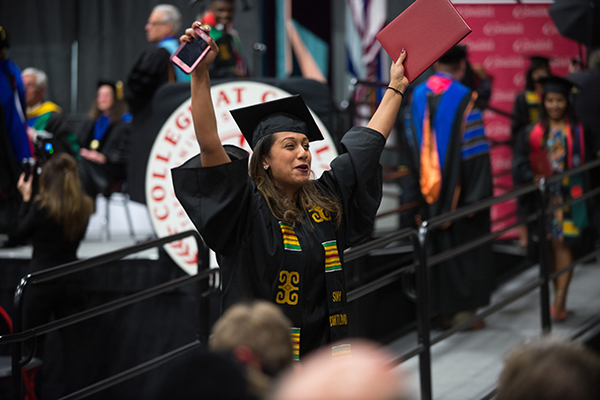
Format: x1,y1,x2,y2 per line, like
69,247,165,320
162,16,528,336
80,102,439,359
528,147,553,178
376,0,472,83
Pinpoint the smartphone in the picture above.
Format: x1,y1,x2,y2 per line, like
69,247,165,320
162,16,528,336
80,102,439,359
171,27,211,74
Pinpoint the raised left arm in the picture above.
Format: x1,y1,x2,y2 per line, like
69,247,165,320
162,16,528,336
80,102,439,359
366,50,409,140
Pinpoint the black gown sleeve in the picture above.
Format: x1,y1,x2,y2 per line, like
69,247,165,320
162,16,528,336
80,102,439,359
512,126,535,187
461,153,493,205
511,93,530,141
171,146,258,255
318,126,386,246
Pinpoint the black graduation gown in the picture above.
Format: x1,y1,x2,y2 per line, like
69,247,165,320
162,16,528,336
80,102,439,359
405,78,494,315
172,127,385,356
124,47,171,115
511,91,540,142
77,118,130,197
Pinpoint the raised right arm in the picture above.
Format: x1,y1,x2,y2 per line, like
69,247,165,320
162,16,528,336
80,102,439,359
183,23,231,167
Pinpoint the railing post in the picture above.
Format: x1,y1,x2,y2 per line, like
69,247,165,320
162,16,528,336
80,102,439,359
535,177,552,334
197,242,211,346
11,279,26,400
413,223,432,400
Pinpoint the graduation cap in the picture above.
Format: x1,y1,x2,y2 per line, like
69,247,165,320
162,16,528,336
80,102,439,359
230,94,323,149
538,75,576,97
438,45,467,65
528,55,551,70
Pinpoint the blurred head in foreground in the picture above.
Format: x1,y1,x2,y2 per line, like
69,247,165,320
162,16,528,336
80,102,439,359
210,300,293,399
496,336,600,400
269,339,408,400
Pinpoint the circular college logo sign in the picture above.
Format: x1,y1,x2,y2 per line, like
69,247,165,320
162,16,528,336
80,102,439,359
146,81,339,275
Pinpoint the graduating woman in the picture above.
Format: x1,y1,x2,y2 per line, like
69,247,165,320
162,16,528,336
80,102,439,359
512,76,589,321
172,23,408,357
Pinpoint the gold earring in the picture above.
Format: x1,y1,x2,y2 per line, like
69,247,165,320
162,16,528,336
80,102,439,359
263,165,269,170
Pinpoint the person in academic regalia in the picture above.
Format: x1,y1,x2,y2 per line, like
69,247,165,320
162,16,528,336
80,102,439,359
512,56,551,141
22,67,78,162
172,23,409,357
198,0,249,79
403,45,494,329
77,80,131,198
512,76,590,321
512,56,551,252
124,4,189,115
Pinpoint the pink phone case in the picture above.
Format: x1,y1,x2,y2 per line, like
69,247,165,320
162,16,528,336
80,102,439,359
171,27,211,74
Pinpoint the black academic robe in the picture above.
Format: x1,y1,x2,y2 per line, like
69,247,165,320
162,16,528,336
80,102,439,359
511,91,541,142
405,77,494,315
77,118,130,197
172,127,385,356
124,47,171,115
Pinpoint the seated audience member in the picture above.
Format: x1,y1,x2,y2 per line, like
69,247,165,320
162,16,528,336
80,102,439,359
77,80,131,198
210,300,294,399
496,336,600,400
22,67,62,128
198,0,249,79
269,339,408,400
125,4,189,115
22,67,77,158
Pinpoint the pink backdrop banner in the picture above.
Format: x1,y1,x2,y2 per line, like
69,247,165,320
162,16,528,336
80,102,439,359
454,2,581,239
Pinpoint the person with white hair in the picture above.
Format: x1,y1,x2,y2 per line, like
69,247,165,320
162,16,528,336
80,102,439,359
22,67,61,128
21,67,77,162
125,4,189,114
145,4,187,83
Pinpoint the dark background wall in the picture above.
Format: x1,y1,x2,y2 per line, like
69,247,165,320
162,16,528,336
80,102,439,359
0,0,262,115
0,0,414,117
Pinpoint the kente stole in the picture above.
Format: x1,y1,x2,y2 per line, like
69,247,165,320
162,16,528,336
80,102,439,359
276,205,349,360
529,121,588,235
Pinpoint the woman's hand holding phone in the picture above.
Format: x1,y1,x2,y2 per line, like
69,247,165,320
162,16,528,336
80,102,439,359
176,22,220,77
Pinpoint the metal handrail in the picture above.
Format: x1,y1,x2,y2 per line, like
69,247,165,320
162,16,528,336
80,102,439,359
343,157,600,400
2,230,216,400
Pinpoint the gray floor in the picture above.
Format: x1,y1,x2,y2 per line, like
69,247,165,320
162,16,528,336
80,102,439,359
388,261,600,400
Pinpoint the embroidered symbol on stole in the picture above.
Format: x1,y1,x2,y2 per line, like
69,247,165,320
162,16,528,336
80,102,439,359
322,240,342,273
307,205,332,223
276,271,299,305
279,222,301,251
